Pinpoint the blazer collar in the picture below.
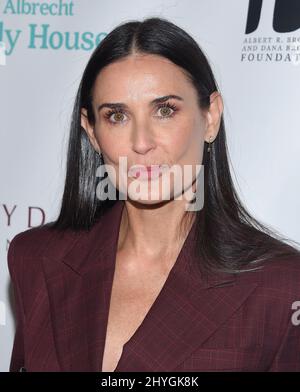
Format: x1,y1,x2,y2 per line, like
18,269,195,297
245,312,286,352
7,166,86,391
41,200,259,372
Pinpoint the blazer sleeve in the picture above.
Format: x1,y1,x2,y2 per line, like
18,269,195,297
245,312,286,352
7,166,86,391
7,234,26,372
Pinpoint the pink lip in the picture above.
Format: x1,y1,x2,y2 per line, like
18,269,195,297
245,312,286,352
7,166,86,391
128,164,169,180
140,165,160,172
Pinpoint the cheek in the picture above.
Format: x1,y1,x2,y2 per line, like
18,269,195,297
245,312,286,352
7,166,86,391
94,128,127,166
169,119,203,163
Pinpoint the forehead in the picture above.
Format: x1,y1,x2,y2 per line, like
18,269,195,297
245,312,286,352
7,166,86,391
92,54,195,102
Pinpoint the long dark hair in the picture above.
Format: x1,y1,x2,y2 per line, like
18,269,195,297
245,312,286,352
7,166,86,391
48,16,300,275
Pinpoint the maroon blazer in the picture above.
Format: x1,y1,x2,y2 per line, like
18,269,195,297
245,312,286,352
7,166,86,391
7,200,300,372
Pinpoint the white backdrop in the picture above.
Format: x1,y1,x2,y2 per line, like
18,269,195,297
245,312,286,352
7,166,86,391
1,0,300,371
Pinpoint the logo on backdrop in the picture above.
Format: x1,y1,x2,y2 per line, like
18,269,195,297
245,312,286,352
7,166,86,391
242,0,300,64
246,0,300,33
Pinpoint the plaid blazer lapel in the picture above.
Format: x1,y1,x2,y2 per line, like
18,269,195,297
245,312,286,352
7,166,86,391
113,267,258,372
41,201,124,371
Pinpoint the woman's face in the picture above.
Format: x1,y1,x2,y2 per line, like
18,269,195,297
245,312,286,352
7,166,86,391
81,53,222,206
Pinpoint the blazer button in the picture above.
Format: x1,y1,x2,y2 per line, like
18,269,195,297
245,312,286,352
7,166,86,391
19,366,27,372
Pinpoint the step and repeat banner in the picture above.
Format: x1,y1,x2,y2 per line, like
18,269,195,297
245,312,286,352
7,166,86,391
1,0,300,371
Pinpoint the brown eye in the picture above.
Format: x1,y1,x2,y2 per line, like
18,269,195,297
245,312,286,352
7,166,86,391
113,112,125,122
159,106,172,116
104,109,127,124
156,102,178,119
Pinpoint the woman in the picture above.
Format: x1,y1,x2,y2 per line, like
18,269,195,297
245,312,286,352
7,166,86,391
8,17,300,372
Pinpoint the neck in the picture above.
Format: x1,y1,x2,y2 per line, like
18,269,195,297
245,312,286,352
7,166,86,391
117,198,195,265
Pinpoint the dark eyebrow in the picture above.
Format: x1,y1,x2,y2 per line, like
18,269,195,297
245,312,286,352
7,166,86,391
97,94,184,112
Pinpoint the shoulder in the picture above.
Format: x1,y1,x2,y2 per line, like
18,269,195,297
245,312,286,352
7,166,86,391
7,219,92,281
237,254,300,313
250,255,300,295
7,223,62,281
9,224,56,257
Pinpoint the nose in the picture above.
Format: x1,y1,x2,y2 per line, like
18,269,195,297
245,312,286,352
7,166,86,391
131,117,156,155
